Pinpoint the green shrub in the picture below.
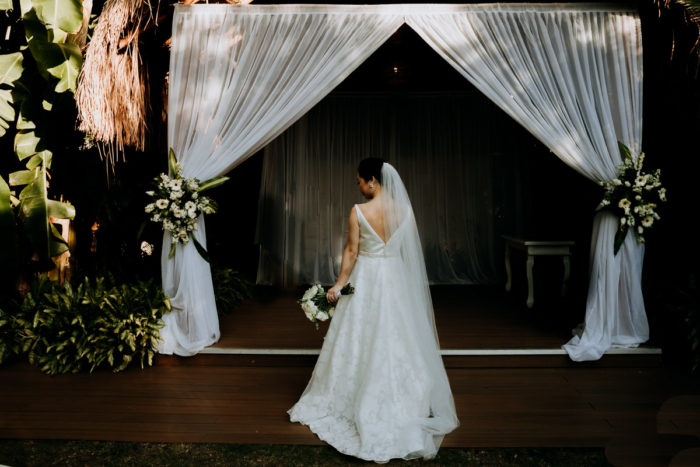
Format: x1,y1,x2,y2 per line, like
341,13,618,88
212,268,252,315
10,276,170,375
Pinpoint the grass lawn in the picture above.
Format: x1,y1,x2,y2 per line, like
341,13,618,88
0,441,609,466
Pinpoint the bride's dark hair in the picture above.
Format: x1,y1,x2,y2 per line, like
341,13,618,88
357,158,385,185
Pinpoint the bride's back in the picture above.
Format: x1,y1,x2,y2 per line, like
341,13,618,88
357,199,386,243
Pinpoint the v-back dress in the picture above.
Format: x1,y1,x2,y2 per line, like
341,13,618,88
287,204,458,463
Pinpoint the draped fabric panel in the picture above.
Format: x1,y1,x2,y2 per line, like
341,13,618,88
407,7,646,360
256,92,526,287
160,5,404,355
162,4,647,360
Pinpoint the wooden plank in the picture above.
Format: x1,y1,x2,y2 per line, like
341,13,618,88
0,363,678,448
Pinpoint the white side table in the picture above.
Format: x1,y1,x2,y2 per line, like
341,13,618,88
502,235,574,308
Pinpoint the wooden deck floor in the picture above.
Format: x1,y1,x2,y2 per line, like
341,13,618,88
0,286,690,456
0,362,687,449
215,285,584,350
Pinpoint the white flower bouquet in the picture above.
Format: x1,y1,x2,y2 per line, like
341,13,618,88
298,283,355,330
145,149,228,261
599,142,667,255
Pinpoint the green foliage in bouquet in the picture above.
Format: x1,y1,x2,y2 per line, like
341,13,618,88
212,268,252,315
298,283,355,330
9,276,170,375
599,142,667,255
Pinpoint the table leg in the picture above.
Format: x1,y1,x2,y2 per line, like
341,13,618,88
505,245,512,292
562,255,570,296
526,255,534,308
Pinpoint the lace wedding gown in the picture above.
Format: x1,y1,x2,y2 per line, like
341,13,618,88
288,204,459,463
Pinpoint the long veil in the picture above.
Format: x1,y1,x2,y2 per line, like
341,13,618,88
380,163,460,441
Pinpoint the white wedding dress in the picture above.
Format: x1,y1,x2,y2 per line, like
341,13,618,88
289,165,459,463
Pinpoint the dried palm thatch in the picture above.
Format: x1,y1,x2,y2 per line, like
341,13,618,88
76,0,157,166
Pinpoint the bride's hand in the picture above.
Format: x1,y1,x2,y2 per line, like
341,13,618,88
327,284,342,304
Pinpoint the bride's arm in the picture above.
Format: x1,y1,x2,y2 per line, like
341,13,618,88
327,207,360,303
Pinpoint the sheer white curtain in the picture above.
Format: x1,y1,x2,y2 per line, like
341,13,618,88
256,92,525,287
407,5,646,361
159,5,404,355
163,4,647,361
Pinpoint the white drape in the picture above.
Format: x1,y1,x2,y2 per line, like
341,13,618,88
406,6,646,360
256,92,526,287
160,5,404,355
162,4,647,361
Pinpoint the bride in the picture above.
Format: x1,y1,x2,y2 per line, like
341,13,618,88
288,158,459,463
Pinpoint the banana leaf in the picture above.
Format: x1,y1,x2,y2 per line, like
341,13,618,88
0,175,19,273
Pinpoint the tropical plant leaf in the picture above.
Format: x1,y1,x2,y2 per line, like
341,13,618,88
16,167,73,262
32,0,83,34
14,130,42,159
19,0,32,16
47,198,75,219
26,150,52,170
0,175,19,273
0,52,23,85
0,53,23,137
0,90,14,137
47,42,82,93
9,169,36,186
198,176,229,193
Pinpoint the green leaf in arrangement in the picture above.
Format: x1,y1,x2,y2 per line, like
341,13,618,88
199,176,230,193
618,141,632,163
613,226,628,255
192,236,210,263
168,148,179,176
32,0,83,34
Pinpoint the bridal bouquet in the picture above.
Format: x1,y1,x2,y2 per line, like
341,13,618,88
298,283,354,330
145,149,228,261
599,142,667,255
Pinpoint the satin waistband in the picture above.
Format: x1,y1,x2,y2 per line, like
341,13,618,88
358,251,398,258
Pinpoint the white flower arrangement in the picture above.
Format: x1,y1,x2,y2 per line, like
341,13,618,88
145,149,228,261
599,142,667,254
298,283,355,330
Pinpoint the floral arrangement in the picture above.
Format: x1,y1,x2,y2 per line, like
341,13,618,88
599,142,667,254
145,149,228,261
298,283,355,330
